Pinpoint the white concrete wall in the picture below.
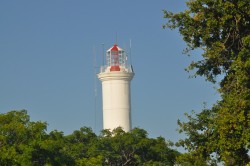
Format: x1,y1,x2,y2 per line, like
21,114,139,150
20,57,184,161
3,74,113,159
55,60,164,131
98,72,134,132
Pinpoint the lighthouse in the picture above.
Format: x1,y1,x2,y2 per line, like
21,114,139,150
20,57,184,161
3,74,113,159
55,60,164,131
98,44,134,132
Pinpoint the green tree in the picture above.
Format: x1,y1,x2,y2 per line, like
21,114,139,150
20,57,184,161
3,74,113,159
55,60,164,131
64,127,98,165
0,110,180,165
88,127,180,166
163,0,250,165
0,110,48,165
0,110,74,166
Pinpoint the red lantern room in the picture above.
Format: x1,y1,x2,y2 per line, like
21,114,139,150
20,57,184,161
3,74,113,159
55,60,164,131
110,44,120,71
106,44,127,72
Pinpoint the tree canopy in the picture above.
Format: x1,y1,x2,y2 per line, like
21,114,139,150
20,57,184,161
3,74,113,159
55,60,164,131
163,0,250,165
0,110,180,166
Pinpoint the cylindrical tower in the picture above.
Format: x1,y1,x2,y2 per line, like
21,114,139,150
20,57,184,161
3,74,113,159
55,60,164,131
98,44,134,132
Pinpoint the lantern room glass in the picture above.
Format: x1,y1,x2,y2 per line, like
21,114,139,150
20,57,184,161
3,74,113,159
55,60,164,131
106,49,127,67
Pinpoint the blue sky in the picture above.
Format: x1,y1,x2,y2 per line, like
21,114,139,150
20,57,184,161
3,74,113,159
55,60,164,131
0,0,219,143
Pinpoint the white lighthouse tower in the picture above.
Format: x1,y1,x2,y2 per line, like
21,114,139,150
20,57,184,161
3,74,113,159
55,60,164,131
98,44,134,132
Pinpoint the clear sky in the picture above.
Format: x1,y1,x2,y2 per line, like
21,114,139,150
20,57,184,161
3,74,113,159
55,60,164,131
0,1,219,143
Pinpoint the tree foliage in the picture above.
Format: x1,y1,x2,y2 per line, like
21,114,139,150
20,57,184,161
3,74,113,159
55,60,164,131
163,0,250,165
0,110,180,165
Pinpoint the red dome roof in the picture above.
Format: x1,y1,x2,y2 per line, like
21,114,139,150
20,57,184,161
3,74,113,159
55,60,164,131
111,44,119,51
